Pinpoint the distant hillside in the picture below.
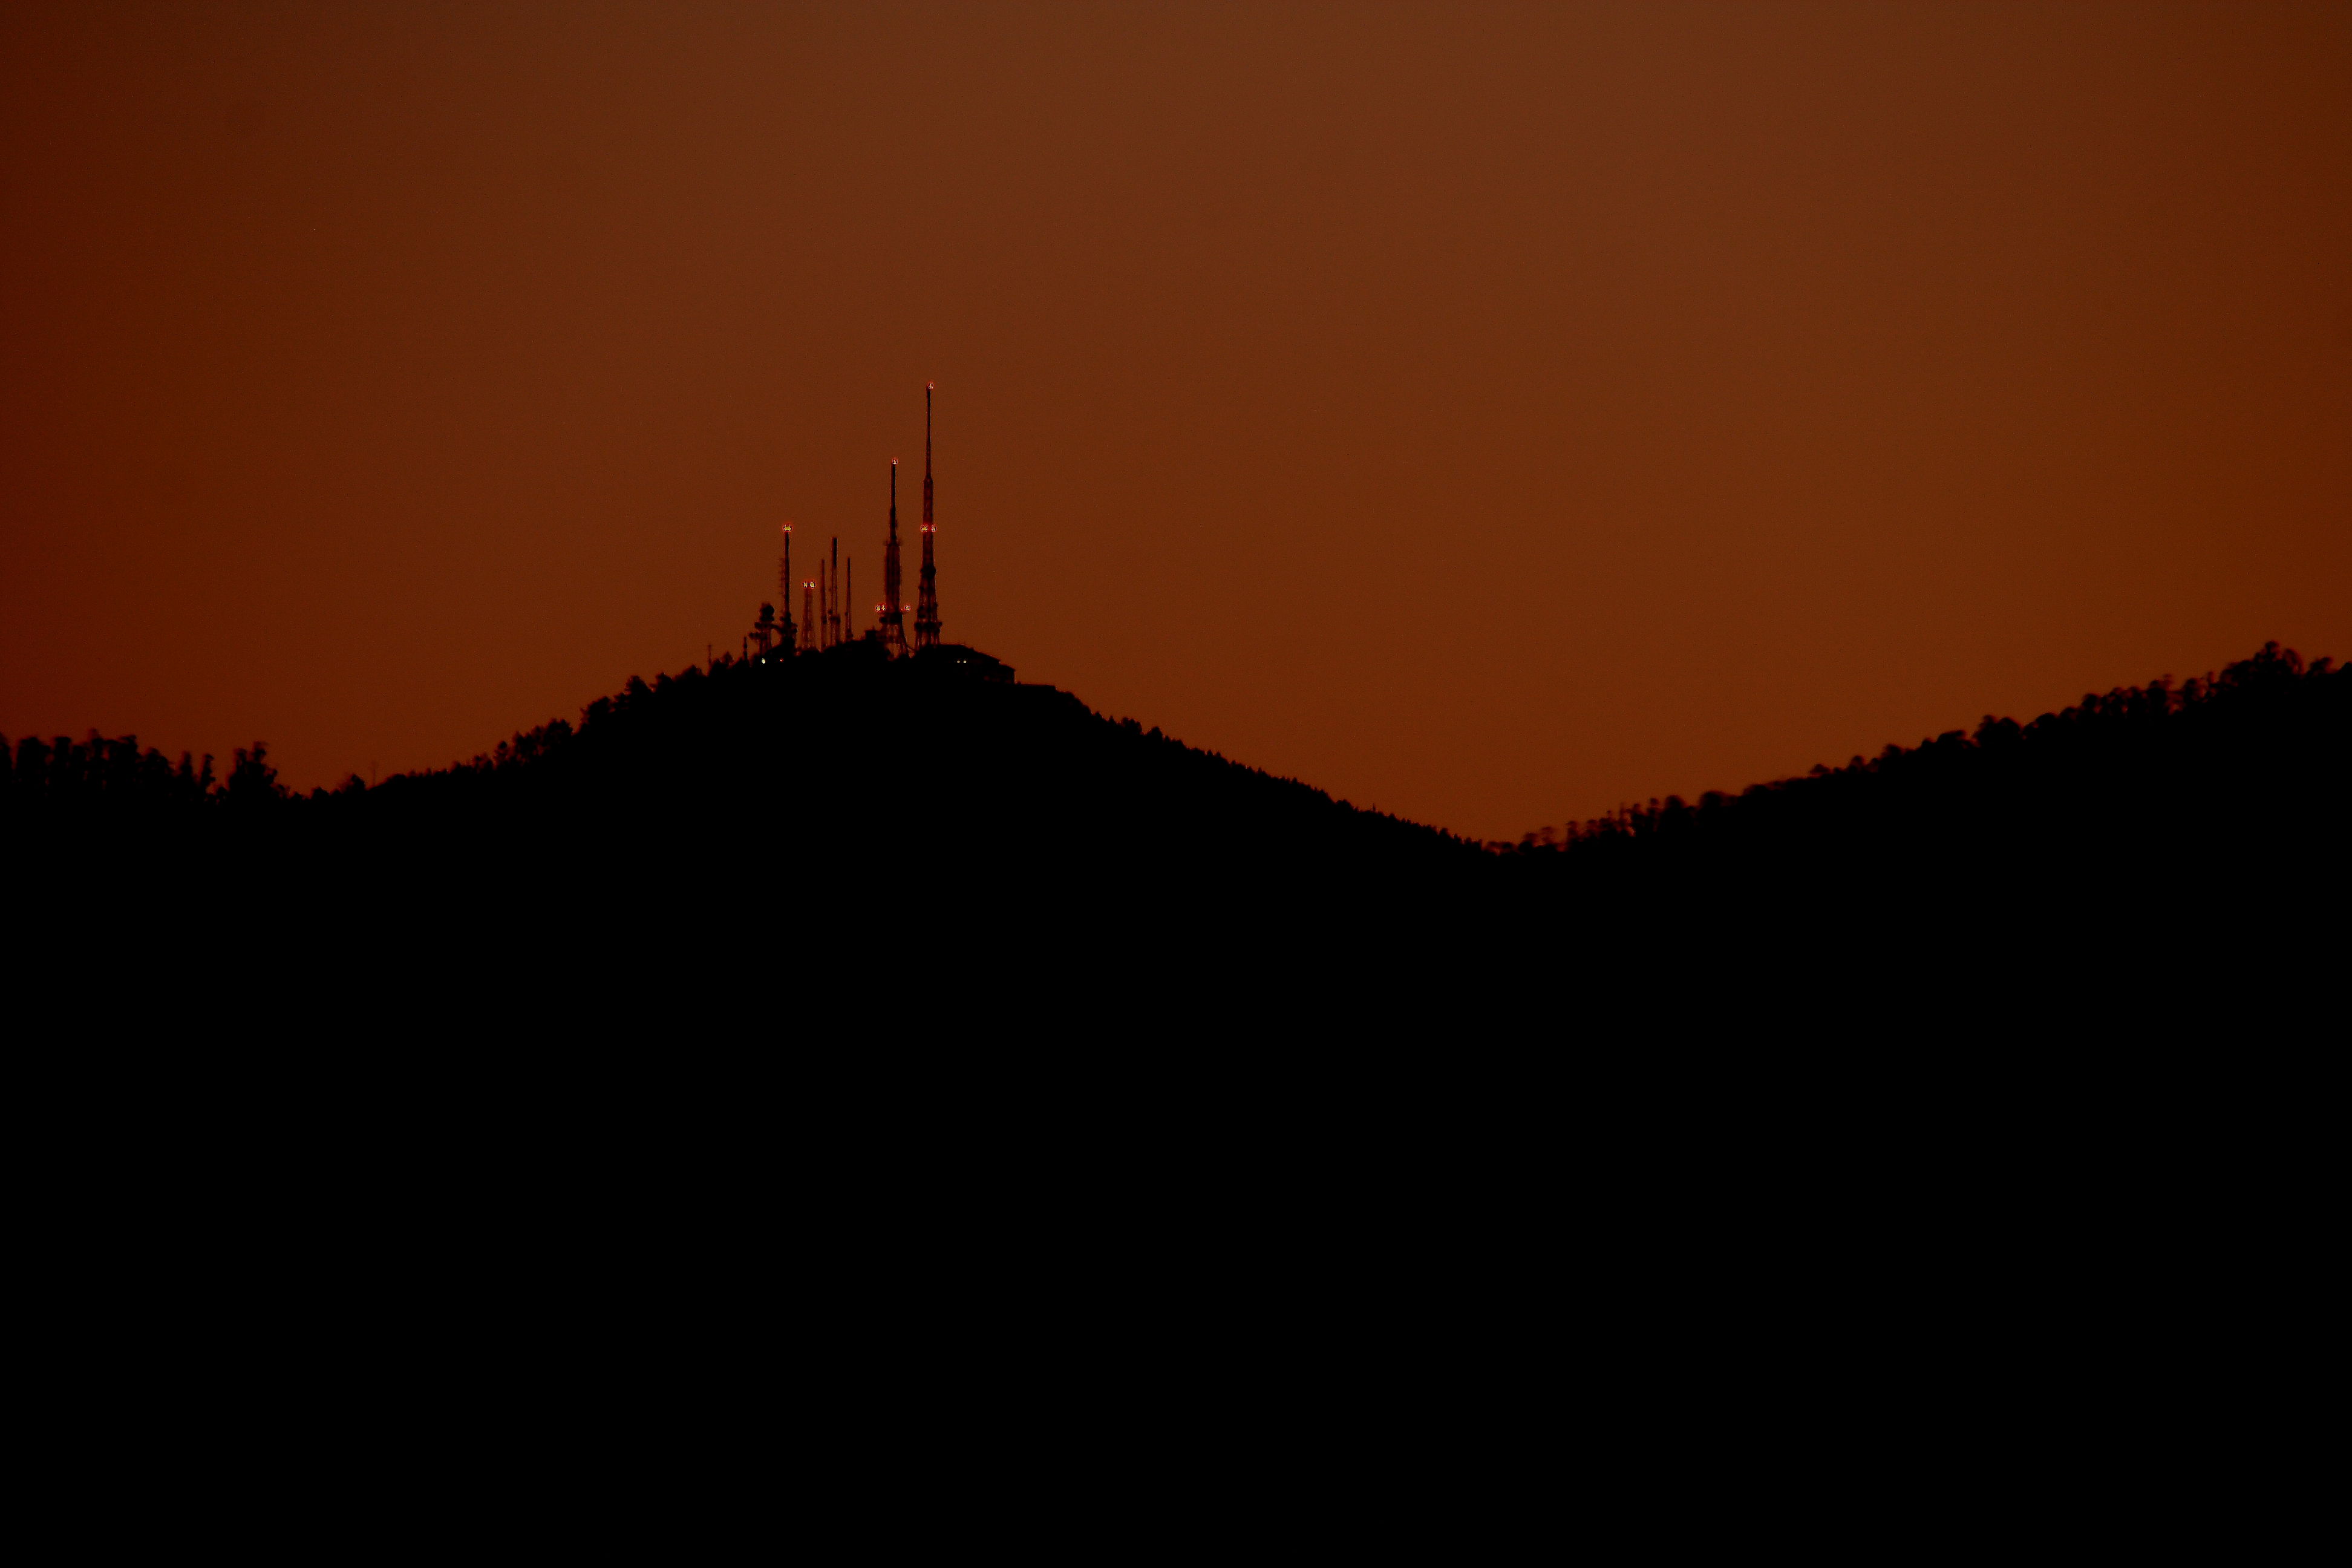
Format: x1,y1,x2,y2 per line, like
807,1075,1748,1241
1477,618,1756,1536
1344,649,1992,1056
1497,641,2347,948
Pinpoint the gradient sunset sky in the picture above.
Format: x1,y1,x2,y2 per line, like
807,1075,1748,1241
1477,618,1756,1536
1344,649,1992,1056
4,2,2346,838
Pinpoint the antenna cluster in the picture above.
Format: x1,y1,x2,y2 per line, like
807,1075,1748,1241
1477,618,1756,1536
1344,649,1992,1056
745,384,970,670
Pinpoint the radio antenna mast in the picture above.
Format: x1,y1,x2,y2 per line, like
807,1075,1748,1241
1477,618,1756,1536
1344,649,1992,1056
779,523,795,655
915,383,941,650
882,461,906,655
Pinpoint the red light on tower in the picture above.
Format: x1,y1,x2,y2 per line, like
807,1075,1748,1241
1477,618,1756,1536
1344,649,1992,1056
777,521,795,653
881,459,907,656
915,383,941,648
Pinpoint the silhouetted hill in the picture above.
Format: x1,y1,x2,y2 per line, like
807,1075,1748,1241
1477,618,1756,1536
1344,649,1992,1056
10,639,2342,1017
1504,641,2343,866
1495,641,2346,984
6,647,1484,1003
358,647,1472,884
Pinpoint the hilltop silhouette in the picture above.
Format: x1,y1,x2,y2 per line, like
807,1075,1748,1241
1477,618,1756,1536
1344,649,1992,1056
7,644,1480,1009
9,639,2342,1014
1501,642,2343,888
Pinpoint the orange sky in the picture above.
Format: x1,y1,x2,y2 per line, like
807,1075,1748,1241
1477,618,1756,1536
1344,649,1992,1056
4,1,2347,839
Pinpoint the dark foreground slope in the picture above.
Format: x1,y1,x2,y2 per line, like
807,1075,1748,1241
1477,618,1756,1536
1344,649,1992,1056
15,647,2336,1490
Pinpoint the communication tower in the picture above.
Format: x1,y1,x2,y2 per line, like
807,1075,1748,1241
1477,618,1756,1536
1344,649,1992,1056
778,523,796,654
881,462,907,655
915,383,941,650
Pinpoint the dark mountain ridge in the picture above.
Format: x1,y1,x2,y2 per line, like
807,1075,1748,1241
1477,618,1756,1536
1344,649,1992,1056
1498,640,2345,918
7,644,1481,933
10,640,2342,990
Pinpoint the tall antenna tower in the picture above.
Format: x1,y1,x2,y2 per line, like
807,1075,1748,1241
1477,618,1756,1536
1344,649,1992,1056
801,577,816,652
779,523,795,655
915,382,941,650
881,461,906,655
829,535,840,647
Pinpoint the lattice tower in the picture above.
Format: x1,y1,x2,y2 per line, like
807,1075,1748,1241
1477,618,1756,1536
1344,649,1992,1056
915,383,941,650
